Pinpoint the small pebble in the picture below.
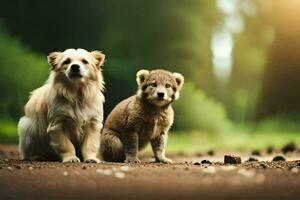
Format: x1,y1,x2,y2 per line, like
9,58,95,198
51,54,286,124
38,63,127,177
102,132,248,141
195,152,203,157
202,166,216,174
28,166,34,170
259,163,267,169
282,142,296,154
119,166,131,172
201,160,212,164
193,162,201,165
291,167,299,174
207,150,215,156
224,155,241,164
62,171,68,176
16,165,21,170
266,146,274,154
247,156,259,162
251,150,260,156
273,155,286,161
7,166,13,171
82,166,87,170
237,168,255,178
103,169,113,175
220,166,236,171
114,172,125,179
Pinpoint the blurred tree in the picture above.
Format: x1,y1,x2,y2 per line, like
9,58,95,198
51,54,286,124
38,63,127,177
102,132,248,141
0,26,48,119
256,0,300,119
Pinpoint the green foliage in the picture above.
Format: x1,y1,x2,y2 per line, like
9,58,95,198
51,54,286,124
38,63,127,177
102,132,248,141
0,119,18,143
255,113,300,133
0,25,48,119
174,82,230,133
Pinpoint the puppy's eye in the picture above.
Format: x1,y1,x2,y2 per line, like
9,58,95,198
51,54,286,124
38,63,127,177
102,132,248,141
165,83,171,88
150,82,157,87
62,58,71,65
82,59,89,64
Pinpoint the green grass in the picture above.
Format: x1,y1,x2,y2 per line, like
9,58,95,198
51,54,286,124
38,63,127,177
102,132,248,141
165,131,300,153
0,120,18,143
1,120,300,154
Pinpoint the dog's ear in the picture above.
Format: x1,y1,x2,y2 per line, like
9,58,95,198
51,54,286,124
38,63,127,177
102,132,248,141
173,72,184,90
91,51,105,68
136,69,150,86
47,52,61,70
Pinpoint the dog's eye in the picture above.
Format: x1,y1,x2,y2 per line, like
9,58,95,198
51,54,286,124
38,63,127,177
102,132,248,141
82,59,89,64
62,58,71,65
150,82,157,87
165,83,171,88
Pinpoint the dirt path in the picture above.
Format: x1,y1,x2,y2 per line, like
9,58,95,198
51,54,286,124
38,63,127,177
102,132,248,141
0,145,300,200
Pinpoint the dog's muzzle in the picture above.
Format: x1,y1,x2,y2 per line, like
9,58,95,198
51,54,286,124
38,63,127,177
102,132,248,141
68,64,82,78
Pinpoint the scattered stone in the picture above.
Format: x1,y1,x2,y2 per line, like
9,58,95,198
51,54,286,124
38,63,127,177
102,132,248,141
237,168,255,178
7,166,13,171
259,163,267,169
297,162,300,167
195,152,203,157
193,162,201,165
16,165,21,170
251,150,261,156
120,166,131,172
266,146,274,154
207,150,215,156
224,155,241,164
202,166,216,174
103,169,113,175
291,167,299,174
114,172,125,179
220,166,236,171
273,155,286,161
28,166,34,170
201,160,212,164
282,142,296,154
62,171,68,176
82,166,87,170
247,156,259,162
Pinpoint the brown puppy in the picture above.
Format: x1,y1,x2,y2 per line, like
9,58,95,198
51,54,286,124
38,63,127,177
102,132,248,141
18,49,105,163
101,69,184,163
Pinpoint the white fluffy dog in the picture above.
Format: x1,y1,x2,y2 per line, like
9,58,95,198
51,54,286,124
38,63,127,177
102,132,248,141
18,49,105,163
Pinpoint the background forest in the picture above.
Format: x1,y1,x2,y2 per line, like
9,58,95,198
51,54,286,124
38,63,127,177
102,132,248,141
0,0,299,151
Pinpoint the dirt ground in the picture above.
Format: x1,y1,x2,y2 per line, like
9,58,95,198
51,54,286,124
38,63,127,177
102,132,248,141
0,144,300,200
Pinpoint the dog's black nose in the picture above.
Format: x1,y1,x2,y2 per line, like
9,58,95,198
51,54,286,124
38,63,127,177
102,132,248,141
157,92,165,98
71,64,80,73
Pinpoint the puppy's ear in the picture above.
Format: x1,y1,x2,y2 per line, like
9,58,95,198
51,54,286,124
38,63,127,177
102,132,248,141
91,51,105,68
47,52,61,70
136,69,149,86
173,72,184,90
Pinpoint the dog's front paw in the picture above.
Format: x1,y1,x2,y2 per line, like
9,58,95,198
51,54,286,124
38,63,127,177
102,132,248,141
156,157,173,164
62,156,80,163
125,157,141,164
84,158,101,163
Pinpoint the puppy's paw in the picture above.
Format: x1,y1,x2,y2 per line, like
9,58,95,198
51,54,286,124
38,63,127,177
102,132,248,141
156,157,173,164
125,157,141,164
84,158,101,163
62,156,80,163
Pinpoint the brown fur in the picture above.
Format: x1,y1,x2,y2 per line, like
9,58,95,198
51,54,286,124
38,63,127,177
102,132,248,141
100,69,184,163
18,49,105,163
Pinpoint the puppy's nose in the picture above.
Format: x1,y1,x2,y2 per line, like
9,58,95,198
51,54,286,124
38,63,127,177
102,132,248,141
157,92,165,98
71,64,80,73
